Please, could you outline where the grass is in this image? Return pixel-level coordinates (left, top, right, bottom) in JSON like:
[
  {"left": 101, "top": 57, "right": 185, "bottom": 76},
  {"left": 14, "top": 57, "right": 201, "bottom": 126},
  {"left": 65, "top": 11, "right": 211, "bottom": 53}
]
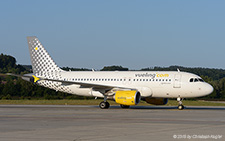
[{"left": 0, "top": 99, "right": 225, "bottom": 106}]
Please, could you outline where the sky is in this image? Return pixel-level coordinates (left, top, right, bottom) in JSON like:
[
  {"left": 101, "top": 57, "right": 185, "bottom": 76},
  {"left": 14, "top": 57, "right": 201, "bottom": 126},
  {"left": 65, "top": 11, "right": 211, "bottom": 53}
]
[{"left": 0, "top": 0, "right": 225, "bottom": 70}]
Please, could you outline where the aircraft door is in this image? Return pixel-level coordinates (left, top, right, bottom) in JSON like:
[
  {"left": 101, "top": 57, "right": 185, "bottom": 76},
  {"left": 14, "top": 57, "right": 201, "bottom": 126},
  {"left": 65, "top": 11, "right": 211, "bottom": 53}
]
[{"left": 174, "top": 74, "right": 181, "bottom": 88}]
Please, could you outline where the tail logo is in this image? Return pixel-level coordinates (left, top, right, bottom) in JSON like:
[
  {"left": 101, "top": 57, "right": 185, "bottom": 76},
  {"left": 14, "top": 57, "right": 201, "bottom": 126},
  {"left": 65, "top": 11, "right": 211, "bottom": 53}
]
[{"left": 32, "top": 75, "right": 40, "bottom": 83}]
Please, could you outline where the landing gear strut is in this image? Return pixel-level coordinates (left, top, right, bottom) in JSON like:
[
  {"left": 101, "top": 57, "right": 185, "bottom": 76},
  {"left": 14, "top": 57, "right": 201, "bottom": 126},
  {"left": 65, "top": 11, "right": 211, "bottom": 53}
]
[{"left": 177, "top": 97, "right": 184, "bottom": 110}]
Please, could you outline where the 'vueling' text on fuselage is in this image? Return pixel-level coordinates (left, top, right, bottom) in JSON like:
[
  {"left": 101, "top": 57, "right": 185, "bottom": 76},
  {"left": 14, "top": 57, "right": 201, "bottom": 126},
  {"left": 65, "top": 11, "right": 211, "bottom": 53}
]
[{"left": 135, "top": 73, "right": 169, "bottom": 79}]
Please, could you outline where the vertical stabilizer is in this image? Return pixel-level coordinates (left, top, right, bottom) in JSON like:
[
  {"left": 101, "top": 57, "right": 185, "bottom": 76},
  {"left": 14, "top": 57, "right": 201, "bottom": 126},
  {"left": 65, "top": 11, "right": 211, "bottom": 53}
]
[{"left": 27, "top": 36, "right": 63, "bottom": 77}]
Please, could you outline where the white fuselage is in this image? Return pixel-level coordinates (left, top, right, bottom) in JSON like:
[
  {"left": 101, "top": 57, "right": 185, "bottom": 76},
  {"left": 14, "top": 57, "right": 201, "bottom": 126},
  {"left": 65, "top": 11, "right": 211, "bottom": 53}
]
[{"left": 40, "top": 71, "right": 213, "bottom": 99}]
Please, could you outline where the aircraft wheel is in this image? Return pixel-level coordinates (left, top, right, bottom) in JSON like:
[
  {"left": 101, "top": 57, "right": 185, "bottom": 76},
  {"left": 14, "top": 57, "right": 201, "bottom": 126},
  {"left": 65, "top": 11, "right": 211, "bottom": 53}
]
[
  {"left": 178, "top": 104, "right": 184, "bottom": 110},
  {"left": 120, "top": 104, "right": 130, "bottom": 109},
  {"left": 99, "top": 101, "right": 110, "bottom": 109},
  {"left": 177, "top": 97, "right": 184, "bottom": 110}
]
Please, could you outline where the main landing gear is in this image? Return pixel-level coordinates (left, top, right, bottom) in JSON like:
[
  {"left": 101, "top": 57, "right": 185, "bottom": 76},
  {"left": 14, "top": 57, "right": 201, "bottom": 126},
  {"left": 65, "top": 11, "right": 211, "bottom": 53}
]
[
  {"left": 99, "top": 96, "right": 110, "bottom": 109},
  {"left": 99, "top": 101, "right": 110, "bottom": 109},
  {"left": 177, "top": 97, "right": 184, "bottom": 110},
  {"left": 99, "top": 102, "right": 131, "bottom": 109}
]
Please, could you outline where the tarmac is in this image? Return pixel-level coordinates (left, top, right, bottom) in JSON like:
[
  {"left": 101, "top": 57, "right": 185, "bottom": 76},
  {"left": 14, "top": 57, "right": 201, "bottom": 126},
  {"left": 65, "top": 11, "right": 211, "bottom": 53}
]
[{"left": 0, "top": 105, "right": 224, "bottom": 141}]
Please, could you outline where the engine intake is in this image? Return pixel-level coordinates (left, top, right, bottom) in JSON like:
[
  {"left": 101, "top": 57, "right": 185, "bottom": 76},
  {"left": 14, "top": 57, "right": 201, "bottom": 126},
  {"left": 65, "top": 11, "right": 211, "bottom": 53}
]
[{"left": 115, "top": 90, "right": 141, "bottom": 106}]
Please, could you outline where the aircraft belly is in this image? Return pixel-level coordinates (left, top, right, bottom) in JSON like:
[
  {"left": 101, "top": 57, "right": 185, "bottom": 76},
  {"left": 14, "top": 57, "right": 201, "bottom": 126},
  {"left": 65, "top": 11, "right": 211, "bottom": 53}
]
[
  {"left": 151, "top": 86, "right": 185, "bottom": 98},
  {"left": 151, "top": 87, "right": 172, "bottom": 98}
]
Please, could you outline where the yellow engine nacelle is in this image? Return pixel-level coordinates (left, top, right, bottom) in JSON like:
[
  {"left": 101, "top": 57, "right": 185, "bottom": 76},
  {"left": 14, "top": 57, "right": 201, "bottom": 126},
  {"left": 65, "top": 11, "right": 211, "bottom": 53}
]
[
  {"left": 145, "top": 97, "right": 168, "bottom": 105},
  {"left": 115, "top": 90, "right": 141, "bottom": 106}
]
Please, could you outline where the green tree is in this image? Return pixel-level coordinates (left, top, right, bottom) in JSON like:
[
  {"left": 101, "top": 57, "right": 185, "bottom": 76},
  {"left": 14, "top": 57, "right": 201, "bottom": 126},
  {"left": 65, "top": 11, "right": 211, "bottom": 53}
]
[{"left": 101, "top": 65, "right": 129, "bottom": 71}]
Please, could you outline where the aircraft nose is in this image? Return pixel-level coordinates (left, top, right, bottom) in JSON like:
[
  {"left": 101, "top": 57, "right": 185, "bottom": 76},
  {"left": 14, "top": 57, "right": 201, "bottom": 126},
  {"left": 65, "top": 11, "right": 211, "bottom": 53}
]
[{"left": 205, "top": 83, "right": 214, "bottom": 95}]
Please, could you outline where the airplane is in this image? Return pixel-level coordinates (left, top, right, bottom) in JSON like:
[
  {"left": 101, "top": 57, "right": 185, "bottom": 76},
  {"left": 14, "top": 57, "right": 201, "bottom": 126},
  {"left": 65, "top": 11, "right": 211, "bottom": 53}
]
[{"left": 8, "top": 36, "right": 214, "bottom": 110}]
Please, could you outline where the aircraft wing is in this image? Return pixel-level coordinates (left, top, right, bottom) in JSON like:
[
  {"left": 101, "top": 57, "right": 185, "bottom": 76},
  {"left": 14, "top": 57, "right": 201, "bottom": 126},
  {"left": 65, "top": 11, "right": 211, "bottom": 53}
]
[
  {"left": 7, "top": 73, "right": 133, "bottom": 91},
  {"left": 44, "top": 77, "right": 130, "bottom": 90}
]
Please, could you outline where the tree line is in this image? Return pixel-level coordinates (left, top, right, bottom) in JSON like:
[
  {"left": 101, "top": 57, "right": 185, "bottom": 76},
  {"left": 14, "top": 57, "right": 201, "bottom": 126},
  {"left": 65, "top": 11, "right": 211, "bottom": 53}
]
[{"left": 0, "top": 53, "right": 225, "bottom": 100}]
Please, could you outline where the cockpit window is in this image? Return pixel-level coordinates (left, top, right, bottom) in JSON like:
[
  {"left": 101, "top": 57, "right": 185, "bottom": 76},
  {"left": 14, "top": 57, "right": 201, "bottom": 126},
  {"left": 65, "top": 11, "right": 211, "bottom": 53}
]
[{"left": 189, "top": 78, "right": 204, "bottom": 83}]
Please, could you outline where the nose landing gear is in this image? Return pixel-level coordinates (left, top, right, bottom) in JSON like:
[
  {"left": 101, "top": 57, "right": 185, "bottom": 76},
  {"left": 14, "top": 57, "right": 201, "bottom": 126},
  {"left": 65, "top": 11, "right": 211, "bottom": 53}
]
[{"left": 177, "top": 97, "right": 184, "bottom": 110}]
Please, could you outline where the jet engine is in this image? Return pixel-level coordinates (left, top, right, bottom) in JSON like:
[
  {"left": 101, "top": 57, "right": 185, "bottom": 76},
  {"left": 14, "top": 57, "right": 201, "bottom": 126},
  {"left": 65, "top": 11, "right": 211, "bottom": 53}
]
[
  {"left": 145, "top": 97, "right": 168, "bottom": 105},
  {"left": 114, "top": 90, "right": 141, "bottom": 106}
]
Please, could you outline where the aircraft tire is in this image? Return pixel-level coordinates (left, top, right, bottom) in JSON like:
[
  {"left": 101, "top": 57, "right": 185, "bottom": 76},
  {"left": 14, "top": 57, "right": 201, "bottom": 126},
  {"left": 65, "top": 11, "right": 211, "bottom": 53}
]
[
  {"left": 99, "top": 101, "right": 110, "bottom": 109},
  {"left": 178, "top": 105, "right": 184, "bottom": 110}
]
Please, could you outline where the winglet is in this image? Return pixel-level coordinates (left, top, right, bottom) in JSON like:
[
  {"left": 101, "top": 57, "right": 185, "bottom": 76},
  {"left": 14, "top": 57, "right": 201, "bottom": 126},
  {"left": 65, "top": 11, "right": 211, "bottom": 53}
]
[{"left": 32, "top": 75, "right": 40, "bottom": 83}]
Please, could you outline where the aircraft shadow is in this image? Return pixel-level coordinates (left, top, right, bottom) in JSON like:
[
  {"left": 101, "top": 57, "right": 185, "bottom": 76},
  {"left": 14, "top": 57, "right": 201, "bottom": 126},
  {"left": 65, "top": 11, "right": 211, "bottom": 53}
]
[{"left": 106, "top": 105, "right": 225, "bottom": 110}]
